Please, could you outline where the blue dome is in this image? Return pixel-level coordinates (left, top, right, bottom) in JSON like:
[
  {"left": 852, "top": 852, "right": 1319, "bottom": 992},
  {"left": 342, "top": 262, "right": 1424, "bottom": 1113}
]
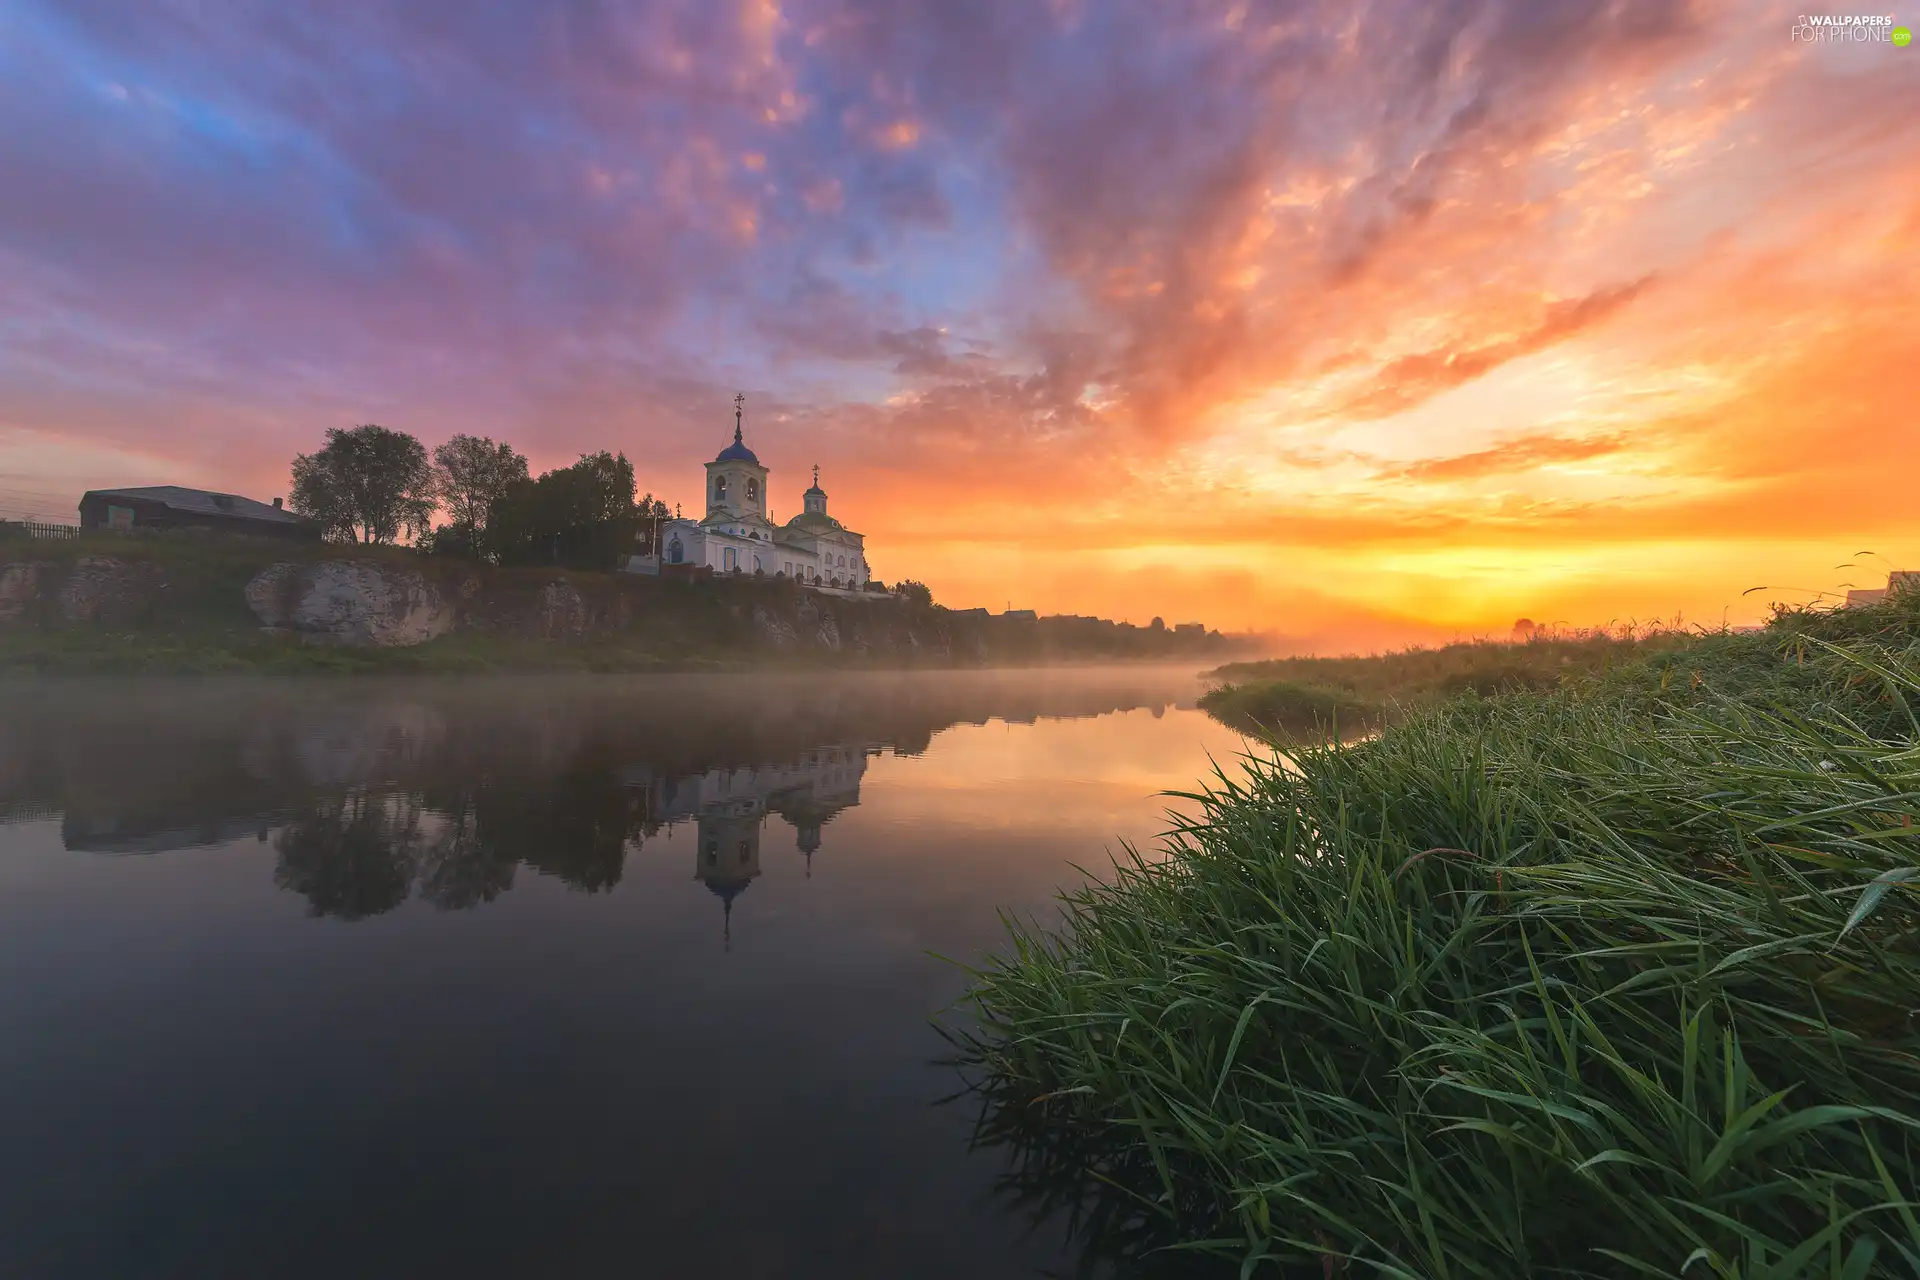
[
  {"left": 705, "top": 877, "right": 752, "bottom": 903},
  {"left": 715, "top": 439, "right": 759, "bottom": 464}
]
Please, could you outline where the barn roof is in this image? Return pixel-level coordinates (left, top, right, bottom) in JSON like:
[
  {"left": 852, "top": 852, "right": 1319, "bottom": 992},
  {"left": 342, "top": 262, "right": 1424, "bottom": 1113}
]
[{"left": 84, "top": 486, "right": 306, "bottom": 525}]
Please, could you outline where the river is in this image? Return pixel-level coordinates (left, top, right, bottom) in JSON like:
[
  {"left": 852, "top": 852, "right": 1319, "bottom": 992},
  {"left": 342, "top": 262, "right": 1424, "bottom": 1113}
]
[{"left": 0, "top": 668, "right": 1254, "bottom": 1279}]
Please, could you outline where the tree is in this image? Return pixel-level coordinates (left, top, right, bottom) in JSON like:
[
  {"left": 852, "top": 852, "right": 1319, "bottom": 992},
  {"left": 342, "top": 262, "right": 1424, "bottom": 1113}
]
[
  {"left": 492, "top": 451, "right": 650, "bottom": 571},
  {"left": 289, "top": 424, "right": 435, "bottom": 545},
  {"left": 413, "top": 792, "right": 517, "bottom": 910},
  {"left": 896, "top": 579, "right": 934, "bottom": 608},
  {"left": 468, "top": 761, "right": 641, "bottom": 894},
  {"left": 273, "top": 790, "right": 422, "bottom": 920},
  {"left": 430, "top": 434, "right": 528, "bottom": 560}
]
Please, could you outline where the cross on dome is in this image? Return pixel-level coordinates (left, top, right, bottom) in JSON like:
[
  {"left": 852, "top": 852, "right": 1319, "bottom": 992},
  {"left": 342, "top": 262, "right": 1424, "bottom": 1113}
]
[{"left": 715, "top": 392, "right": 759, "bottom": 464}]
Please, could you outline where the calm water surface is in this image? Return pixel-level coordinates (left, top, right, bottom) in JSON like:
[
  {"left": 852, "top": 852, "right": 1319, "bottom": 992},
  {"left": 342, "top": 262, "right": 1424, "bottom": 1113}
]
[{"left": 0, "top": 668, "right": 1253, "bottom": 1279}]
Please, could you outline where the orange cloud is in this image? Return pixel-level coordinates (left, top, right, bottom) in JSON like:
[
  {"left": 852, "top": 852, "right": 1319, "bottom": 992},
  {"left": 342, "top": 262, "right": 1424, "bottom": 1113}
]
[
  {"left": 1342, "top": 279, "right": 1656, "bottom": 420},
  {"left": 1381, "top": 431, "right": 1636, "bottom": 483},
  {"left": 5, "top": 0, "right": 1917, "bottom": 650}
]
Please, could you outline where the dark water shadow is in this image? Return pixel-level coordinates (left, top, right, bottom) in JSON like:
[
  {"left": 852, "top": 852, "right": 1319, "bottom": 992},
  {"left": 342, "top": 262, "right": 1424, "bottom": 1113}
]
[{"left": 934, "top": 1028, "right": 1329, "bottom": 1280}]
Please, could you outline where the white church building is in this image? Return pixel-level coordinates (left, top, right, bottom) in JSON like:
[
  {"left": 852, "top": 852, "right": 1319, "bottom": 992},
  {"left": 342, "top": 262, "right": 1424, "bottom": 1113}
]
[{"left": 648, "top": 395, "right": 872, "bottom": 588}]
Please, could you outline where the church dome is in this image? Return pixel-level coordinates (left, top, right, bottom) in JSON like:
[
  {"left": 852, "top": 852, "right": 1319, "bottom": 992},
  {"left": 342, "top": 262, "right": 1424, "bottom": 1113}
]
[
  {"left": 716, "top": 435, "right": 759, "bottom": 465},
  {"left": 706, "top": 876, "right": 752, "bottom": 903},
  {"left": 716, "top": 393, "right": 759, "bottom": 463}
]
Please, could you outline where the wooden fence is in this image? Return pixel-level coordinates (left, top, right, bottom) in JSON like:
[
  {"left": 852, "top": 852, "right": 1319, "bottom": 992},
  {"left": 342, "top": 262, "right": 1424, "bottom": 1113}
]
[{"left": 0, "top": 520, "right": 80, "bottom": 540}]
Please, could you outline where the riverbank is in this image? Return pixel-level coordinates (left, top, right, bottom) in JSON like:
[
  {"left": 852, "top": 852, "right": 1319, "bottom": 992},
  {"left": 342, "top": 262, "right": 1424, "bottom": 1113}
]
[
  {"left": 1197, "top": 628, "right": 1693, "bottom": 736},
  {"left": 955, "top": 591, "right": 1920, "bottom": 1276},
  {"left": 0, "top": 535, "right": 1249, "bottom": 673}
]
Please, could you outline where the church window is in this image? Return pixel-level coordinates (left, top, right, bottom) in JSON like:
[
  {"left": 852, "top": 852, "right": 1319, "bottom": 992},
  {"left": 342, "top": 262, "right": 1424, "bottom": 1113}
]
[
  {"left": 668, "top": 537, "right": 683, "bottom": 564},
  {"left": 714, "top": 477, "right": 727, "bottom": 500},
  {"left": 723, "top": 547, "right": 737, "bottom": 571},
  {"left": 747, "top": 479, "right": 758, "bottom": 501}
]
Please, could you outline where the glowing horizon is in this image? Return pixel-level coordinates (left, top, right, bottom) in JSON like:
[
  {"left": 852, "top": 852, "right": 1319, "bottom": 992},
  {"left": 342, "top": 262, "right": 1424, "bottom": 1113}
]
[{"left": 2, "top": 1, "right": 1914, "bottom": 651}]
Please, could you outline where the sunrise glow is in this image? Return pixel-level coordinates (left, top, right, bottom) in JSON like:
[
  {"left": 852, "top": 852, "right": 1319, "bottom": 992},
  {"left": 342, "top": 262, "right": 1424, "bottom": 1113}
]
[{"left": 1, "top": 1, "right": 1914, "bottom": 647}]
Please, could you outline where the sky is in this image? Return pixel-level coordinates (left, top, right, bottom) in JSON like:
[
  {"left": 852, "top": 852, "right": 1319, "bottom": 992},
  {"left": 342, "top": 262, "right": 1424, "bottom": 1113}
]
[{"left": 0, "top": 0, "right": 1914, "bottom": 649}]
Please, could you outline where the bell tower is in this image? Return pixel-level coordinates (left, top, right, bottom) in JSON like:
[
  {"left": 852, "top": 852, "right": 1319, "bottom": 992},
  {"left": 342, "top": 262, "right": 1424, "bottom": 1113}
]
[
  {"left": 696, "top": 807, "right": 762, "bottom": 951},
  {"left": 705, "top": 392, "right": 769, "bottom": 521}
]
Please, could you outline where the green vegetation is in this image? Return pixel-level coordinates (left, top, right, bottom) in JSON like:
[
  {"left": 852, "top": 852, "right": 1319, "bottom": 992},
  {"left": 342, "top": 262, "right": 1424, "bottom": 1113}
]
[
  {"left": 1199, "top": 630, "right": 1695, "bottom": 737},
  {"left": 953, "top": 593, "right": 1920, "bottom": 1277},
  {"left": 0, "top": 626, "right": 711, "bottom": 676},
  {"left": 0, "top": 534, "right": 740, "bottom": 673},
  {"left": 486, "top": 448, "right": 670, "bottom": 571},
  {"left": 286, "top": 423, "right": 669, "bottom": 570},
  {"left": 424, "top": 432, "right": 530, "bottom": 561},
  {"left": 0, "top": 533, "right": 1241, "bottom": 674},
  {"left": 290, "top": 423, "right": 437, "bottom": 544}
]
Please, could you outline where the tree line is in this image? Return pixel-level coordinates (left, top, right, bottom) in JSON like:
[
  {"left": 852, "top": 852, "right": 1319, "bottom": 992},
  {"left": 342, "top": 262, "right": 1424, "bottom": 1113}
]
[{"left": 288, "top": 424, "right": 669, "bottom": 571}]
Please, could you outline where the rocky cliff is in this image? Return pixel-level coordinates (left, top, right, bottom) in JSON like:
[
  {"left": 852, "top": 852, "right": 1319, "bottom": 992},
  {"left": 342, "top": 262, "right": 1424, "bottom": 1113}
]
[
  {"left": 0, "top": 551, "right": 957, "bottom": 661},
  {"left": 0, "top": 543, "right": 1244, "bottom": 670}
]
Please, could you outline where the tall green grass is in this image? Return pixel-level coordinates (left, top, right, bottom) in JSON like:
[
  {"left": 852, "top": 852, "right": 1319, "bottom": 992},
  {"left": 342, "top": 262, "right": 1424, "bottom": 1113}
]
[
  {"left": 953, "top": 597, "right": 1920, "bottom": 1277},
  {"left": 1199, "top": 629, "right": 1694, "bottom": 739}
]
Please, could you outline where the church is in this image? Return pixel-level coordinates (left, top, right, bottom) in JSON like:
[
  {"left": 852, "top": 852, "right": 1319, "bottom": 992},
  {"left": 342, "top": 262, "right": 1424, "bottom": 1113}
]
[{"left": 651, "top": 395, "right": 872, "bottom": 589}]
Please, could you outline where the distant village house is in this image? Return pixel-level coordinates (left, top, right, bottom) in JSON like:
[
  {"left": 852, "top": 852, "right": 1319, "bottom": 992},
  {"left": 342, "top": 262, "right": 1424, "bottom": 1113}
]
[{"left": 78, "top": 486, "right": 318, "bottom": 541}]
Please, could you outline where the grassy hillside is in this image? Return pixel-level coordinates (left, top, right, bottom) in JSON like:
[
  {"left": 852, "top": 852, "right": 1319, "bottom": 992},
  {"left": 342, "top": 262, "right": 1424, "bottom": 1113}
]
[
  {"left": 954, "top": 592, "right": 1920, "bottom": 1277},
  {"left": 0, "top": 534, "right": 1241, "bottom": 672}
]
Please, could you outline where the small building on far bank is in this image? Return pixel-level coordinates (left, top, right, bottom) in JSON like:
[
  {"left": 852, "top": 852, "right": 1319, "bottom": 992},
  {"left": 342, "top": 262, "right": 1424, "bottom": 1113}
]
[
  {"left": 79, "top": 486, "right": 318, "bottom": 541},
  {"left": 1845, "top": 570, "right": 1916, "bottom": 608}
]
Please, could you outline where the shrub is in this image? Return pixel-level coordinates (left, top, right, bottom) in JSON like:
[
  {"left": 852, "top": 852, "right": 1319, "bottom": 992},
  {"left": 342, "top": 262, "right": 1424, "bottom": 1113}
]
[{"left": 1197, "top": 680, "right": 1380, "bottom": 737}]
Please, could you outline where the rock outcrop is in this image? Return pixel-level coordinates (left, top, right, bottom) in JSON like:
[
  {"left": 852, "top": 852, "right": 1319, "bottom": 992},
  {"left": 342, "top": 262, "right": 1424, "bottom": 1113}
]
[
  {"left": 57, "top": 557, "right": 168, "bottom": 625},
  {"left": 788, "top": 595, "right": 840, "bottom": 652},
  {"left": 814, "top": 613, "right": 843, "bottom": 652},
  {"left": 538, "top": 580, "right": 590, "bottom": 640},
  {"left": 751, "top": 605, "right": 801, "bottom": 650},
  {"left": 0, "top": 562, "right": 47, "bottom": 624},
  {"left": 245, "top": 561, "right": 456, "bottom": 647},
  {"left": 3, "top": 549, "right": 964, "bottom": 659}
]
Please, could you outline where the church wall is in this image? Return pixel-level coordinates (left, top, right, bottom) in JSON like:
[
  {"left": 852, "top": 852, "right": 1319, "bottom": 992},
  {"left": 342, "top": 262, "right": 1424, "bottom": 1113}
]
[{"left": 662, "top": 520, "right": 781, "bottom": 576}]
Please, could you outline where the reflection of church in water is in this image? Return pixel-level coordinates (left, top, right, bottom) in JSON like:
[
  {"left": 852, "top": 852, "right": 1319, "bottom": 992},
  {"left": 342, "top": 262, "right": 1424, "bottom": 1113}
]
[{"left": 626, "top": 743, "right": 874, "bottom": 948}]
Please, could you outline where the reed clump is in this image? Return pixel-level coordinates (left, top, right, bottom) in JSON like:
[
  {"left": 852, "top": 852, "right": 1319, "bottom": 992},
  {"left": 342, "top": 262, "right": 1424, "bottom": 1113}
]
[{"left": 955, "top": 593, "right": 1920, "bottom": 1278}]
